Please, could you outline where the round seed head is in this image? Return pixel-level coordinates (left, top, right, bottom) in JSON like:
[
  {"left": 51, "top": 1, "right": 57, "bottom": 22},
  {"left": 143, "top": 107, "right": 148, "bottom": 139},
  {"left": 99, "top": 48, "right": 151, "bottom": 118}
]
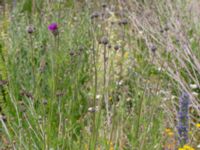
[
  {"left": 151, "top": 45, "right": 157, "bottom": 53},
  {"left": 42, "top": 99, "right": 48, "bottom": 105},
  {"left": 79, "top": 46, "right": 84, "bottom": 52},
  {"left": 114, "top": 45, "right": 120, "bottom": 51},
  {"left": 160, "top": 29, "right": 164, "bottom": 33},
  {"left": 164, "top": 25, "right": 169, "bottom": 31},
  {"left": 91, "top": 11, "right": 99, "bottom": 19},
  {"left": 69, "top": 50, "right": 75, "bottom": 56},
  {"left": 27, "top": 25, "right": 35, "bottom": 34},
  {"left": 108, "top": 44, "right": 112, "bottom": 49},
  {"left": 119, "top": 18, "right": 128, "bottom": 26},
  {"left": 102, "top": 3, "right": 107, "bottom": 8},
  {"left": 100, "top": 36, "right": 109, "bottom": 45}
]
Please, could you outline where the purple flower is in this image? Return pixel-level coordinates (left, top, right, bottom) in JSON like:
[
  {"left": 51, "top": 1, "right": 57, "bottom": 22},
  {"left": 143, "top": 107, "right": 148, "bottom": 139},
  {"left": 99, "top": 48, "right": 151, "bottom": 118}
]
[
  {"left": 177, "top": 91, "right": 190, "bottom": 146},
  {"left": 48, "top": 23, "right": 58, "bottom": 31},
  {"left": 48, "top": 23, "right": 58, "bottom": 36}
]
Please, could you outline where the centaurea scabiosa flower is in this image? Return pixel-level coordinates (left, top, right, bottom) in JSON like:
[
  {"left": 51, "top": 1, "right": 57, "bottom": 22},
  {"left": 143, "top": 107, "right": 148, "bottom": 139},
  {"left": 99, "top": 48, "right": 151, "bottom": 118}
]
[
  {"left": 177, "top": 91, "right": 190, "bottom": 146},
  {"left": 48, "top": 22, "right": 58, "bottom": 36}
]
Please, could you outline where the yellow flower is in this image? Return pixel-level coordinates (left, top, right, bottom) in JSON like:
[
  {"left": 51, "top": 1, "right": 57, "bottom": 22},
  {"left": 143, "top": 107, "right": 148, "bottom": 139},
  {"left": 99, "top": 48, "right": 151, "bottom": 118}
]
[
  {"left": 196, "top": 123, "right": 200, "bottom": 128},
  {"left": 168, "top": 131, "right": 174, "bottom": 136},
  {"left": 178, "top": 144, "right": 195, "bottom": 150},
  {"left": 183, "top": 145, "right": 195, "bottom": 150},
  {"left": 165, "top": 128, "right": 174, "bottom": 136},
  {"left": 109, "top": 96, "right": 112, "bottom": 101},
  {"left": 124, "top": 52, "right": 129, "bottom": 59},
  {"left": 165, "top": 128, "right": 171, "bottom": 133},
  {"left": 109, "top": 142, "right": 114, "bottom": 150},
  {"left": 84, "top": 144, "right": 88, "bottom": 150}
]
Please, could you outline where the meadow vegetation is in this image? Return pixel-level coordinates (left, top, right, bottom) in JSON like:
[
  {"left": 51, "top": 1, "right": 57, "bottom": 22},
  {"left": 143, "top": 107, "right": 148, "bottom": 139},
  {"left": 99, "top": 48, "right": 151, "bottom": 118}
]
[{"left": 0, "top": 0, "right": 199, "bottom": 149}]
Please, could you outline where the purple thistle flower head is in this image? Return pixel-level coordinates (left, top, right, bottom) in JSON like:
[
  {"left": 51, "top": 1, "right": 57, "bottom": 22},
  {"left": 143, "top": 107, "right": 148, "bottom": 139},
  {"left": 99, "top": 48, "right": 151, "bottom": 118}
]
[
  {"left": 48, "top": 22, "right": 59, "bottom": 36},
  {"left": 48, "top": 23, "right": 58, "bottom": 31}
]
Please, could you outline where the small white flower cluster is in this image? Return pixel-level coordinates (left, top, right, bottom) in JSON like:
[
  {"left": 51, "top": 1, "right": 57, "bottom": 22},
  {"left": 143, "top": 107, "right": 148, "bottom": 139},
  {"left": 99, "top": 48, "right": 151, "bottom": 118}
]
[{"left": 88, "top": 106, "right": 99, "bottom": 113}]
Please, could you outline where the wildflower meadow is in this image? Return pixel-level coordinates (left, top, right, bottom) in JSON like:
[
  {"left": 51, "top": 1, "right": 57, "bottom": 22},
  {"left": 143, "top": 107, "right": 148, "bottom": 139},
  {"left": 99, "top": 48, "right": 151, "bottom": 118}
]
[{"left": 0, "top": 0, "right": 200, "bottom": 150}]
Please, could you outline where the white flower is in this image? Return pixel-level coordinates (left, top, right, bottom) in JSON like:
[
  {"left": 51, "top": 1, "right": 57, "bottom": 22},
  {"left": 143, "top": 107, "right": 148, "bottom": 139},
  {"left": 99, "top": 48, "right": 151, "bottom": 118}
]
[
  {"left": 171, "top": 95, "right": 176, "bottom": 100},
  {"left": 190, "top": 84, "right": 198, "bottom": 89},
  {"left": 88, "top": 107, "right": 95, "bottom": 112},
  {"left": 88, "top": 106, "right": 99, "bottom": 113},
  {"left": 96, "top": 95, "right": 101, "bottom": 100},
  {"left": 116, "top": 80, "right": 123, "bottom": 86},
  {"left": 126, "top": 97, "right": 131, "bottom": 102},
  {"left": 157, "top": 67, "right": 162, "bottom": 71},
  {"left": 197, "top": 144, "right": 200, "bottom": 148},
  {"left": 192, "top": 92, "right": 198, "bottom": 96}
]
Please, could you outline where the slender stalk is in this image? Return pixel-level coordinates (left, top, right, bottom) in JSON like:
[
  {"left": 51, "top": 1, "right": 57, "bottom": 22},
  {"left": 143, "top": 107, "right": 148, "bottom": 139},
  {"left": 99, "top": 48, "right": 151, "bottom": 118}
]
[
  {"left": 119, "top": 26, "right": 126, "bottom": 80},
  {"left": 89, "top": 21, "right": 98, "bottom": 149},
  {"left": 91, "top": 44, "right": 98, "bottom": 147},
  {"left": 103, "top": 45, "right": 110, "bottom": 127},
  {"left": 29, "top": 34, "right": 35, "bottom": 90},
  {"left": 48, "top": 35, "right": 58, "bottom": 148},
  {"left": 32, "top": 0, "right": 35, "bottom": 15},
  {"left": 58, "top": 97, "right": 62, "bottom": 139}
]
